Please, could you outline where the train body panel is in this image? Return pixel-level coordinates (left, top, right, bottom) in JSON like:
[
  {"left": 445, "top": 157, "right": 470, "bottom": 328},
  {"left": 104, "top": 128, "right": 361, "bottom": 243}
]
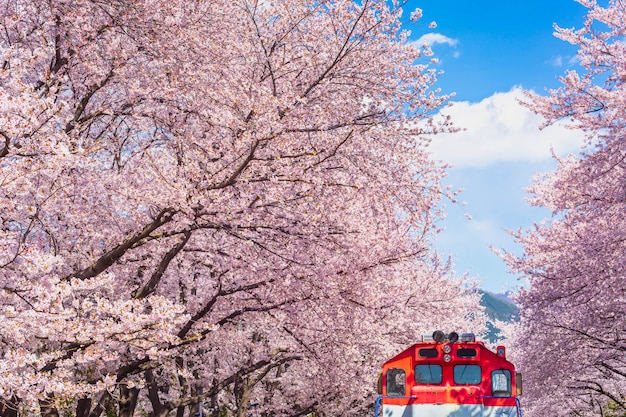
[
  {"left": 378, "top": 332, "right": 521, "bottom": 417},
  {"left": 383, "top": 404, "right": 518, "bottom": 417}
]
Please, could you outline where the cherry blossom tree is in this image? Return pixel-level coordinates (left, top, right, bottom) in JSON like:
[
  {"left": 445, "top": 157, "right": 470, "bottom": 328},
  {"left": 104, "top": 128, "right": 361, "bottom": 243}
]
[
  {"left": 0, "top": 0, "right": 480, "bottom": 416},
  {"left": 506, "top": 1, "right": 626, "bottom": 416}
]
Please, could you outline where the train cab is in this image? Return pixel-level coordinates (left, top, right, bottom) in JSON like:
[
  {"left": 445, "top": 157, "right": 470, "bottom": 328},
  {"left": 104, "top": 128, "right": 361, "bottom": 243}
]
[{"left": 377, "top": 331, "right": 522, "bottom": 417}]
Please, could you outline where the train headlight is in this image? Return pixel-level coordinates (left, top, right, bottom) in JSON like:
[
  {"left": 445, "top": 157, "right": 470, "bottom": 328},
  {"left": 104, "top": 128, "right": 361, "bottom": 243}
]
[
  {"left": 443, "top": 354, "right": 452, "bottom": 363},
  {"left": 448, "top": 332, "right": 459, "bottom": 343},
  {"left": 443, "top": 344, "right": 452, "bottom": 354}
]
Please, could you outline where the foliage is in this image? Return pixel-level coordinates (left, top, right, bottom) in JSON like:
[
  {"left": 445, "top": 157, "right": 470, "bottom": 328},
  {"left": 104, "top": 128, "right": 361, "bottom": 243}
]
[
  {"left": 506, "top": 0, "right": 626, "bottom": 416},
  {"left": 0, "top": 0, "right": 481, "bottom": 416}
]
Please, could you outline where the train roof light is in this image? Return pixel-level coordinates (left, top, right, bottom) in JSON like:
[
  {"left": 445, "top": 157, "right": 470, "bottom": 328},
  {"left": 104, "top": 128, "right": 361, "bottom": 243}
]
[
  {"left": 433, "top": 330, "right": 446, "bottom": 343},
  {"left": 460, "top": 333, "right": 476, "bottom": 342},
  {"left": 423, "top": 330, "right": 471, "bottom": 343}
]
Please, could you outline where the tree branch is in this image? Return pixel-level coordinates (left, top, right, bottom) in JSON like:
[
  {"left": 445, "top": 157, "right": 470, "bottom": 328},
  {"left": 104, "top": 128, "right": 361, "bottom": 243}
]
[
  {"left": 65, "top": 208, "right": 177, "bottom": 281},
  {"left": 65, "top": 69, "right": 115, "bottom": 133},
  {"left": 159, "top": 354, "right": 302, "bottom": 416},
  {"left": 0, "top": 130, "right": 9, "bottom": 158},
  {"left": 134, "top": 230, "right": 192, "bottom": 299},
  {"left": 210, "top": 139, "right": 260, "bottom": 190}
]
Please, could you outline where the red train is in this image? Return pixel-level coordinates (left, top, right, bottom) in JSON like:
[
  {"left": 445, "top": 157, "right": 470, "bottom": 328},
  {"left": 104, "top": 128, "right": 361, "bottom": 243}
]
[{"left": 376, "top": 331, "right": 522, "bottom": 417}]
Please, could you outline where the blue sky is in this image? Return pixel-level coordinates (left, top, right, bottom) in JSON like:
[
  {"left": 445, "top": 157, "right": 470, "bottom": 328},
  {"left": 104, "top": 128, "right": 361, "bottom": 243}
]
[{"left": 402, "top": 0, "right": 591, "bottom": 292}]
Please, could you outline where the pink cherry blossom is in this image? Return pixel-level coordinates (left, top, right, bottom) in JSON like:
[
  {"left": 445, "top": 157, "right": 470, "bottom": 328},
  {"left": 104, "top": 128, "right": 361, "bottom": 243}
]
[
  {"left": 0, "top": 0, "right": 481, "bottom": 416},
  {"left": 411, "top": 8, "right": 424, "bottom": 22},
  {"left": 507, "top": 1, "right": 626, "bottom": 416}
]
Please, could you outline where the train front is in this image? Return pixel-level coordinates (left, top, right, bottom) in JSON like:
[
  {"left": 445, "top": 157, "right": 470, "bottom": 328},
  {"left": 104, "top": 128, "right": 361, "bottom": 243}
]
[{"left": 377, "top": 331, "right": 522, "bottom": 417}]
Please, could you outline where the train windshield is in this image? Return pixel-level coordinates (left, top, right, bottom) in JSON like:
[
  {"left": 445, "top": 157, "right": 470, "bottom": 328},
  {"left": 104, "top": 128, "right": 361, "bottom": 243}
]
[
  {"left": 492, "top": 370, "right": 512, "bottom": 397},
  {"left": 386, "top": 368, "right": 406, "bottom": 395},
  {"left": 453, "top": 364, "right": 481, "bottom": 384},
  {"left": 414, "top": 364, "right": 442, "bottom": 384}
]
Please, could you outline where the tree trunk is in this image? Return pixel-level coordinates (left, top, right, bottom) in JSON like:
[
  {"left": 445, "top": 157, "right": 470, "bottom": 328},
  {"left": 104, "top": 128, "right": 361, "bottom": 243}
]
[
  {"left": 210, "top": 389, "right": 220, "bottom": 417},
  {"left": 0, "top": 397, "right": 18, "bottom": 417},
  {"left": 234, "top": 374, "right": 252, "bottom": 417},
  {"left": 145, "top": 369, "right": 165, "bottom": 416},
  {"left": 88, "top": 391, "right": 114, "bottom": 417},
  {"left": 155, "top": 409, "right": 172, "bottom": 417},
  {"left": 39, "top": 398, "right": 59, "bottom": 417},
  {"left": 75, "top": 398, "right": 92, "bottom": 417},
  {"left": 119, "top": 386, "right": 140, "bottom": 417},
  {"left": 187, "top": 386, "right": 202, "bottom": 417},
  {"left": 210, "top": 360, "right": 221, "bottom": 417}
]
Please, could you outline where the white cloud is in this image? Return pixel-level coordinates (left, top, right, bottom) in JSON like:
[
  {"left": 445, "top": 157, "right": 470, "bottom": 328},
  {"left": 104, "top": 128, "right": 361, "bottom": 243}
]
[
  {"left": 413, "top": 33, "right": 459, "bottom": 47},
  {"left": 548, "top": 56, "right": 563, "bottom": 67},
  {"left": 427, "top": 87, "right": 586, "bottom": 168},
  {"left": 546, "top": 55, "right": 578, "bottom": 67}
]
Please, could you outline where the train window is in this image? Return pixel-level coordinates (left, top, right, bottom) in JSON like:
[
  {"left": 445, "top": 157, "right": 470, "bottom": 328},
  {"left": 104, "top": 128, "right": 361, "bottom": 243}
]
[
  {"left": 456, "top": 348, "right": 477, "bottom": 358},
  {"left": 386, "top": 368, "right": 406, "bottom": 396},
  {"left": 492, "top": 370, "right": 512, "bottom": 397},
  {"left": 415, "top": 364, "right": 442, "bottom": 384},
  {"left": 418, "top": 348, "right": 439, "bottom": 358},
  {"left": 453, "top": 364, "right": 481, "bottom": 384}
]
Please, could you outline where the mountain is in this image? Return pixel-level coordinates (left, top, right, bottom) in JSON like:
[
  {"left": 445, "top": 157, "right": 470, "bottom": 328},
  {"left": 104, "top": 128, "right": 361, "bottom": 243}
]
[
  {"left": 491, "top": 290, "right": 516, "bottom": 304},
  {"left": 479, "top": 290, "right": 519, "bottom": 343},
  {"left": 480, "top": 290, "right": 518, "bottom": 322}
]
